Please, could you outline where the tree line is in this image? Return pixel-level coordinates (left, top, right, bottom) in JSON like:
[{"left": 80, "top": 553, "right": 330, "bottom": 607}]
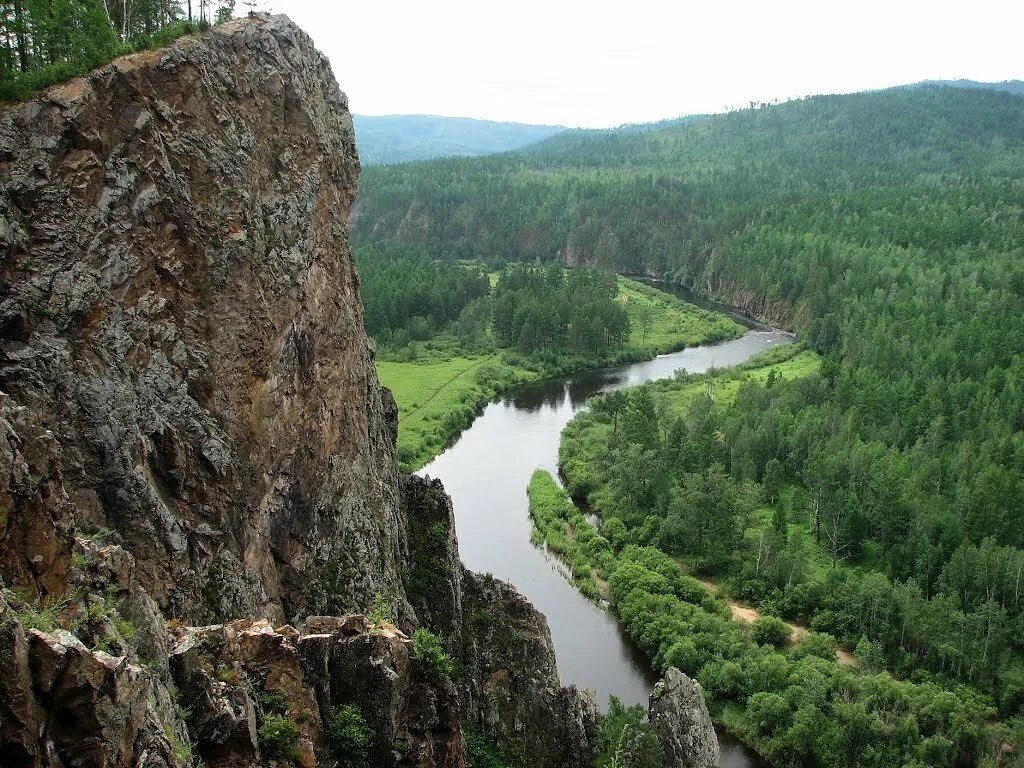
[
  {"left": 491, "top": 263, "right": 629, "bottom": 353},
  {"left": 0, "top": 0, "right": 237, "bottom": 100},
  {"left": 356, "top": 249, "right": 632, "bottom": 361},
  {"left": 355, "top": 243, "right": 490, "bottom": 348}
]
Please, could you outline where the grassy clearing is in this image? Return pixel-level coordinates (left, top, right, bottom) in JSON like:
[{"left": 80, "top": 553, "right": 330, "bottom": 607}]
[
  {"left": 378, "top": 277, "right": 746, "bottom": 471},
  {"left": 377, "top": 351, "right": 536, "bottom": 470},
  {"left": 617, "top": 278, "right": 742, "bottom": 352},
  {"left": 655, "top": 347, "right": 820, "bottom": 417}
]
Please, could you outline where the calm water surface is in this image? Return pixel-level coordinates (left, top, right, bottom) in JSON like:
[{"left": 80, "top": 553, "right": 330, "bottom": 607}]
[{"left": 422, "top": 309, "right": 791, "bottom": 767}]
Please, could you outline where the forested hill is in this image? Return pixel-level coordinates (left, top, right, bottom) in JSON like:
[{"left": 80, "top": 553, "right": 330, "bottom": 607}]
[
  {"left": 355, "top": 88, "right": 1024, "bottom": 748},
  {"left": 353, "top": 87, "right": 1024, "bottom": 278},
  {"left": 353, "top": 114, "right": 565, "bottom": 164}
]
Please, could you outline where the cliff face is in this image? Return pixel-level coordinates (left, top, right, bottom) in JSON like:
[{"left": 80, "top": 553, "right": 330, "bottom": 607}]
[
  {"left": 0, "top": 16, "right": 595, "bottom": 768},
  {"left": 0, "top": 15, "right": 402, "bottom": 624}
]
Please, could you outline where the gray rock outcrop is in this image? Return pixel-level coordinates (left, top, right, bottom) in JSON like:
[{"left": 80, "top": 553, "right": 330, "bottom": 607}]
[
  {"left": 648, "top": 667, "right": 719, "bottom": 768},
  {"left": 0, "top": 13, "right": 400, "bottom": 626}
]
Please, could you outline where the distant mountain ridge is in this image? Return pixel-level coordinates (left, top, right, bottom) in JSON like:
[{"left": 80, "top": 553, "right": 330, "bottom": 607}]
[
  {"left": 906, "top": 79, "right": 1024, "bottom": 96},
  {"left": 353, "top": 114, "right": 565, "bottom": 165}
]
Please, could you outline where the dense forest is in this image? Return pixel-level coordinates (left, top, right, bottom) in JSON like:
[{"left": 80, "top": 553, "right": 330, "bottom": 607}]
[
  {"left": 356, "top": 85, "right": 1024, "bottom": 765},
  {"left": 490, "top": 264, "right": 629, "bottom": 353},
  {"left": 0, "top": 0, "right": 236, "bottom": 100},
  {"left": 356, "top": 248, "right": 634, "bottom": 358},
  {"left": 355, "top": 243, "right": 491, "bottom": 347},
  {"left": 556, "top": 347, "right": 1021, "bottom": 767}
]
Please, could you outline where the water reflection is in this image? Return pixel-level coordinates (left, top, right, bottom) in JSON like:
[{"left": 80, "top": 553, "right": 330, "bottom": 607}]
[{"left": 421, "top": 329, "right": 790, "bottom": 768}]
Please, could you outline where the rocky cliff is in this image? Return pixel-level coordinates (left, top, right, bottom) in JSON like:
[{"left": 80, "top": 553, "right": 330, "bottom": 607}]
[
  {"left": 0, "top": 16, "right": 594, "bottom": 768},
  {"left": 648, "top": 669, "right": 718, "bottom": 768}
]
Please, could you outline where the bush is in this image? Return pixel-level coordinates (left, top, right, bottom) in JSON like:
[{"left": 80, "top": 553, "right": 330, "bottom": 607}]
[
  {"left": 465, "top": 728, "right": 512, "bottom": 768},
  {"left": 791, "top": 631, "right": 838, "bottom": 660},
  {"left": 750, "top": 615, "right": 791, "bottom": 647},
  {"left": 257, "top": 714, "right": 300, "bottom": 760},
  {"left": 368, "top": 590, "right": 397, "bottom": 625},
  {"left": 325, "top": 705, "right": 373, "bottom": 767},
  {"left": 854, "top": 635, "right": 886, "bottom": 672},
  {"left": 411, "top": 627, "right": 455, "bottom": 679},
  {"left": 595, "top": 696, "right": 662, "bottom": 768}
]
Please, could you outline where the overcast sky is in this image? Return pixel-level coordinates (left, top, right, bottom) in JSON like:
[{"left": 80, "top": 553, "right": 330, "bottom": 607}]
[{"left": 267, "top": 0, "right": 1024, "bottom": 129}]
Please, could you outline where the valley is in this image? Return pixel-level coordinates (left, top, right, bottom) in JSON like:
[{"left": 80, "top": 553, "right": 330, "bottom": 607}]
[{"left": 1, "top": 4, "right": 1022, "bottom": 768}]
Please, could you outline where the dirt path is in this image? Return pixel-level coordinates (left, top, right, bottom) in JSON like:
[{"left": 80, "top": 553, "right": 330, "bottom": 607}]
[{"left": 692, "top": 573, "right": 856, "bottom": 667}]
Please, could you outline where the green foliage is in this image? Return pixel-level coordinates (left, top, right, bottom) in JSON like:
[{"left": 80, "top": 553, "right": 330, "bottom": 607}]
[
  {"left": 112, "top": 616, "right": 137, "bottom": 641},
  {"left": 7, "top": 589, "right": 70, "bottom": 632},
  {"left": 374, "top": 273, "right": 737, "bottom": 471},
  {"left": 355, "top": 80, "right": 1024, "bottom": 767},
  {"left": 325, "top": 705, "right": 373, "bottom": 768},
  {"left": 464, "top": 728, "right": 513, "bottom": 768},
  {"left": 410, "top": 628, "right": 455, "bottom": 680},
  {"left": 750, "top": 615, "right": 791, "bottom": 647},
  {"left": 368, "top": 590, "right": 396, "bottom": 625},
  {"left": 356, "top": 243, "right": 490, "bottom": 348},
  {"left": 595, "top": 697, "right": 662, "bottom": 768},
  {"left": 527, "top": 469, "right": 612, "bottom": 599},
  {"left": 164, "top": 725, "right": 193, "bottom": 762},
  {"left": 491, "top": 263, "right": 629, "bottom": 353},
  {"left": 375, "top": 350, "right": 537, "bottom": 471},
  {"left": 0, "top": 2, "right": 235, "bottom": 102},
  {"left": 853, "top": 635, "right": 886, "bottom": 673},
  {"left": 259, "top": 691, "right": 287, "bottom": 714},
  {"left": 791, "top": 631, "right": 838, "bottom": 661},
  {"left": 556, "top": 353, "right": 1018, "bottom": 765},
  {"left": 257, "top": 714, "right": 301, "bottom": 760}
]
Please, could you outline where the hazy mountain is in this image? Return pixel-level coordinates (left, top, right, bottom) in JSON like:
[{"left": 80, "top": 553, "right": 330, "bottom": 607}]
[
  {"left": 353, "top": 114, "right": 565, "bottom": 165},
  {"left": 907, "top": 79, "right": 1024, "bottom": 96}
]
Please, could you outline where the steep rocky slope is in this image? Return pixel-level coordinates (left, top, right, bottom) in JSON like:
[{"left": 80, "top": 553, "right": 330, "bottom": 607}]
[{"left": 0, "top": 16, "right": 598, "bottom": 768}]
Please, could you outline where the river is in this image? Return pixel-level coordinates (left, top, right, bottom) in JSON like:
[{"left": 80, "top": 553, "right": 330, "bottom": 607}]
[{"left": 420, "top": 289, "right": 791, "bottom": 767}]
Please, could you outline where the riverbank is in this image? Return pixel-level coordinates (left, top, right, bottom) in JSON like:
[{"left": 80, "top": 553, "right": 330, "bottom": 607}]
[
  {"left": 548, "top": 345, "right": 1001, "bottom": 767},
  {"left": 422, "top": 329, "right": 797, "bottom": 768},
  {"left": 378, "top": 276, "right": 743, "bottom": 470}
]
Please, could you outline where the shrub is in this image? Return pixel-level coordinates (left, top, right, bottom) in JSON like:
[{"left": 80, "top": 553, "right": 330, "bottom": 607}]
[
  {"left": 465, "top": 728, "right": 512, "bottom": 768},
  {"left": 854, "top": 635, "right": 886, "bottom": 672},
  {"left": 113, "top": 617, "right": 137, "bottom": 641},
  {"left": 325, "top": 705, "right": 372, "bottom": 767},
  {"left": 8, "top": 590, "right": 70, "bottom": 632},
  {"left": 368, "top": 590, "right": 396, "bottom": 625},
  {"left": 257, "top": 714, "right": 300, "bottom": 760},
  {"left": 411, "top": 628, "right": 455, "bottom": 679},
  {"left": 750, "top": 615, "right": 791, "bottom": 647},
  {"left": 791, "top": 631, "right": 838, "bottom": 660},
  {"left": 260, "top": 691, "right": 287, "bottom": 714}
]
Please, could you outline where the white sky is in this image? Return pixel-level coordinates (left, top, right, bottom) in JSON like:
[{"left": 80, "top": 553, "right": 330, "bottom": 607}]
[{"left": 267, "top": 0, "right": 1024, "bottom": 129}]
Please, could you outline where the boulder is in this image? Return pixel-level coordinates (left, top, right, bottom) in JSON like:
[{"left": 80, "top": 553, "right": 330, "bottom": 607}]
[{"left": 648, "top": 667, "right": 719, "bottom": 768}]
